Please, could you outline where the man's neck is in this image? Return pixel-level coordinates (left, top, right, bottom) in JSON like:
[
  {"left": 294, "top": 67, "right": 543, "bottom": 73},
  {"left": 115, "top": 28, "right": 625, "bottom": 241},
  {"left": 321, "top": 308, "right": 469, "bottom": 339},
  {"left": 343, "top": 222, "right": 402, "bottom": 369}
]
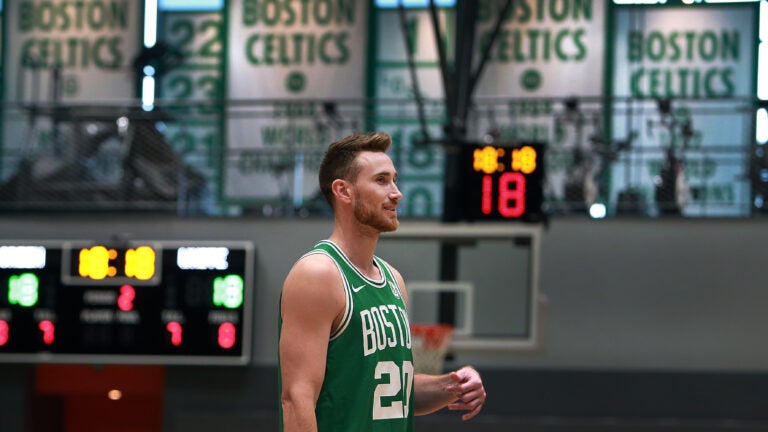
[{"left": 328, "top": 224, "right": 381, "bottom": 278}]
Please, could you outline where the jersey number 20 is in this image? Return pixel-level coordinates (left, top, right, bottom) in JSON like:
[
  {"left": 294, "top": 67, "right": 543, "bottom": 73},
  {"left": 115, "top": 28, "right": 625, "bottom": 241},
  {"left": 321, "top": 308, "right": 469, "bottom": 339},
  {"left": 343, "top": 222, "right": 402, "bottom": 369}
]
[{"left": 373, "top": 360, "right": 414, "bottom": 420}]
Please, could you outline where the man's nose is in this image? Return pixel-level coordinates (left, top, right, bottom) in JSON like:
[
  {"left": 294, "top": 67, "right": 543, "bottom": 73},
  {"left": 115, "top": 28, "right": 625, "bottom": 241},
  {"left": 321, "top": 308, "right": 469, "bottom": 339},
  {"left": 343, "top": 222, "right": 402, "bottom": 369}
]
[{"left": 390, "top": 184, "right": 403, "bottom": 201}]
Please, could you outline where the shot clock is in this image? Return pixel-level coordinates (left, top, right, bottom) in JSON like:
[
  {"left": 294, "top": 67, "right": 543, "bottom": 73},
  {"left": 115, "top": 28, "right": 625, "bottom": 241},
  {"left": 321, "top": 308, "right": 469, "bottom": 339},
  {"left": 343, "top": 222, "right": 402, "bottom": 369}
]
[
  {"left": 459, "top": 142, "right": 546, "bottom": 222},
  {"left": 0, "top": 240, "right": 254, "bottom": 365}
]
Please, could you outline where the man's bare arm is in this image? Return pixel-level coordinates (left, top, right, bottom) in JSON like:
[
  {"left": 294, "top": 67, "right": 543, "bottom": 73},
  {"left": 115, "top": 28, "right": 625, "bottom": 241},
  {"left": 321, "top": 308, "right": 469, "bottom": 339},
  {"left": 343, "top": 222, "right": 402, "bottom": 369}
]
[
  {"left": 280, "top": 255, "right": 345, "bottom": 432},
  {"left": 413, "top": 367, "right": 486, "bottom": 420},
  {"left": 389, "top": 267, "right": 487, "bottom": 420}
]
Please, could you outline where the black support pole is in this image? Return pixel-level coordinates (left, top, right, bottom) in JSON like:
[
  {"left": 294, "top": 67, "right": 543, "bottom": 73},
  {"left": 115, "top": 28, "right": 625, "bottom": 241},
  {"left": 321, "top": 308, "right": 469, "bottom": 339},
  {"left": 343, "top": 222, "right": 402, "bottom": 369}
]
[{"left": 420, "top": 0, "right": 509, "bottom": 326}]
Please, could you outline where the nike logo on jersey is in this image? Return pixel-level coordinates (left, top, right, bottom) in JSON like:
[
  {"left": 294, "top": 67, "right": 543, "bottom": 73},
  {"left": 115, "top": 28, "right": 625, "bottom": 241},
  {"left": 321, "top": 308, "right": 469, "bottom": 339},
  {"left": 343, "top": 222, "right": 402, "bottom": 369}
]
[{"left": 352, "top": 284, "right": 365, "bottom": 292}]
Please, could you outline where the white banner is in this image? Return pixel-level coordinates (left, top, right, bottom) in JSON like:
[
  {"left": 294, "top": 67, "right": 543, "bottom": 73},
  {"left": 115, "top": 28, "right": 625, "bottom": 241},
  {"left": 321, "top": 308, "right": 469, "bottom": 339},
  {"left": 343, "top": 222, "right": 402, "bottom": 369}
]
[
  {"left": 225, "top": 0, "right": 369, "bottom": 204},
  {"left": 1, "top": 0, "right": 143, "bottom": 185},
  {"left": 4, "top": 0, "right": 142, "bottom": 104},
  {"left": 474, "top": 0, "right": 606, "bottom": 98},
  {"left": 611, "top": 5, "right": 756, "bottom": 217}
]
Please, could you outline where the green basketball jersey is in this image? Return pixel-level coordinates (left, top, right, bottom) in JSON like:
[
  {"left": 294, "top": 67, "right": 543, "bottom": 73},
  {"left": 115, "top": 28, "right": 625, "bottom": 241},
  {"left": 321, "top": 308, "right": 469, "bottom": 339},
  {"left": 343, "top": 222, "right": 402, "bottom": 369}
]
[{"left": 279, "top": 240, "right": 414, "bottom": 432}]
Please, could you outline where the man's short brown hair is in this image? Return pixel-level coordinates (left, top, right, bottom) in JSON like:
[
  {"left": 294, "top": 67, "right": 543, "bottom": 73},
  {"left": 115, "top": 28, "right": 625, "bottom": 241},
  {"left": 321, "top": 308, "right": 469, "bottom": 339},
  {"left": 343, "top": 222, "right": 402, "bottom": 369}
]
[{"left": 318, "top": 132, "right": 392, "bottom": 207}]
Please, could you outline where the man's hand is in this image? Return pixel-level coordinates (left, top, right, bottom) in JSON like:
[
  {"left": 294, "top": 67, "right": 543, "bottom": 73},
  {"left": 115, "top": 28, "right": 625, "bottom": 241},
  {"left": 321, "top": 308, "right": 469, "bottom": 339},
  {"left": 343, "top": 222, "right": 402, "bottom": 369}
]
[{"left": 444, "top": 366, "right": 487, "bottom": 421}]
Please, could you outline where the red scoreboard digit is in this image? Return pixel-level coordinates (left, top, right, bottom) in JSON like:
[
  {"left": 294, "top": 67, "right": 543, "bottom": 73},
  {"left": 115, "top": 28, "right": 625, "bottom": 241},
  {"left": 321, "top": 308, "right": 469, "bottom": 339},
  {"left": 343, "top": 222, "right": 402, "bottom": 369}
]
[{"left": 460, "top": 143, "right": 545, "bottom": 222}]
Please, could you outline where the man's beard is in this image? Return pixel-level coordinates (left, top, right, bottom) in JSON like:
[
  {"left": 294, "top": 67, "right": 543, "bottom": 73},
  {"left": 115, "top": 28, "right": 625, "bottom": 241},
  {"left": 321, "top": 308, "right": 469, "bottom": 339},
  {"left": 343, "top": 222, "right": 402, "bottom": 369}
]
[{"left": 354, "top": 200, "right": 399, "bottom": 232}]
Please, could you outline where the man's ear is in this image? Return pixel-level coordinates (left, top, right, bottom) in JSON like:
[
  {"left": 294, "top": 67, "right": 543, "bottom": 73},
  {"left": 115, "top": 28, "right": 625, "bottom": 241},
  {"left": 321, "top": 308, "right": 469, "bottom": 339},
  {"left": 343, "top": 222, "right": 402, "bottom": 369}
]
[{"left": 331, "top": 179, "right": 352, "bottom": 204}]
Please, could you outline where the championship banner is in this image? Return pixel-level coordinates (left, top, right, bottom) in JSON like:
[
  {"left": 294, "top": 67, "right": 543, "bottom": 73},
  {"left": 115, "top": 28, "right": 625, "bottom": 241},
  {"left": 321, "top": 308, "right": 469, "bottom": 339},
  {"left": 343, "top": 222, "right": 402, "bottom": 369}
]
[
  {"left": 4, "top": 0, "right": 142, "bottom": 103},
  {"left": 611, "top": 4, "right": 757, "bottom": 216},
  {"left": 1, "top": 0, "right": 143, "bottom": 189},
  {"left": 474, "top": 0, "right": 605, "bottom": 98},
  {"left": 224, "top": 0, "right": 369, "bottom": 208}
]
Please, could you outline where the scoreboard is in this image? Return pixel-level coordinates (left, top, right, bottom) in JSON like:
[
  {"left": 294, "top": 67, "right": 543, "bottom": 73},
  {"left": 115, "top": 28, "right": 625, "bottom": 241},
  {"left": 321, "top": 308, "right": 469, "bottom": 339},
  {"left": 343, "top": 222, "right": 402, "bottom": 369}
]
[
  {"left": 0, "top": 240, "right": 254, "bottom": 365},
  {"left": 458, "top": 142, "right": 546, "bottom": 222}
]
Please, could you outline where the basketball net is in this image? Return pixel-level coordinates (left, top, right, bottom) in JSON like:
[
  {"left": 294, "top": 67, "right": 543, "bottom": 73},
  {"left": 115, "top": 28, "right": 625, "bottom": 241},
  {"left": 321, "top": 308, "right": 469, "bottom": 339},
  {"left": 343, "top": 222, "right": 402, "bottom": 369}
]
[{"left": 410, "top": 324, "right": 453, "bottom": 375}]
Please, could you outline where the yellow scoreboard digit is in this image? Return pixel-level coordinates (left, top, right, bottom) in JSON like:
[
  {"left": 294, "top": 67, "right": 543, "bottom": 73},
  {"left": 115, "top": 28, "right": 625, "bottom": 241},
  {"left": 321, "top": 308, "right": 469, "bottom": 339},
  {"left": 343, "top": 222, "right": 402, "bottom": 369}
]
[
  {"left": 78, "top": 246, "right": 117, "bottom": 280},
  {"left": 72, "top": 244, "right": 159, "bottom": 284},
  {"left": 461, "top": 142, "right": 546, "bottom": 222},
  {"left": 125, "top": 246, "right": 156, "bottom": 281}
]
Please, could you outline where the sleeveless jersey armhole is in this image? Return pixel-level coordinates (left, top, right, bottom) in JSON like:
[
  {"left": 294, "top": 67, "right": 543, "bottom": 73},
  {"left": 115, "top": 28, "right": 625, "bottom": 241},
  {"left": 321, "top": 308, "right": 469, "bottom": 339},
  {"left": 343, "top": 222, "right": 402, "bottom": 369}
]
[
  {"left": 300, "top": 250, "right": 354, "bottom": 341},
  {"left": 374, "top": 257, "right": 404, "bottom": 299}
]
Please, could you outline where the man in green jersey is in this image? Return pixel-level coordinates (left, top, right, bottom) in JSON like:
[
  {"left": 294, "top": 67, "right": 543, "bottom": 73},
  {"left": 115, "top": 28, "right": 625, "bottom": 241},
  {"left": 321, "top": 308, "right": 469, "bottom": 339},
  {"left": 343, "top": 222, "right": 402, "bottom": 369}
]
[{"left": 280, "top": 132, "right": 486, "bottom": 432}]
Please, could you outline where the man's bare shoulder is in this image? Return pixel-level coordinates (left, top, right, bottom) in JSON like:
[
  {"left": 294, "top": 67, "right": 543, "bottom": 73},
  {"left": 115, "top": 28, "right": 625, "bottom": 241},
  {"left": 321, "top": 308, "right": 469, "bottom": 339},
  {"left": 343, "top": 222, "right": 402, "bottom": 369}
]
[
  {"left": 282, "top": 251, "right": 344, "bottom": 321},
  {"left": 286, "top": 252, "right": 339, "bottom": 281},
  {"left": 282, "top": 252, "right": 343, "bottom": 298}
]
